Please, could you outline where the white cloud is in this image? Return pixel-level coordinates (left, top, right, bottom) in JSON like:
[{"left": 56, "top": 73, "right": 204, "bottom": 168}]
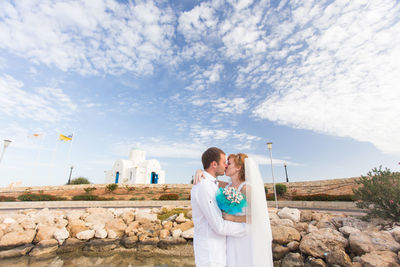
[
  {"left": 212, "top": 97, "right": 248, "bottom": 114},
  {"left": 248, "top": 153, "right": 300, "bottom": 166},
  {"left": 0, "top": 0, "right": 175, "bottom": 75},
  {"left": 0, "top": 75, "right": 77, "bottom": 122}
]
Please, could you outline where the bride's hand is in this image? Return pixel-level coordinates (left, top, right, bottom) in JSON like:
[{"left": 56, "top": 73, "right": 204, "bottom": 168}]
[
  {"left": 222, "top": 212, "right": 235, "bottom": 222},
  {"left": 193, "top": 169, "right": 205, "bottom": 185}
]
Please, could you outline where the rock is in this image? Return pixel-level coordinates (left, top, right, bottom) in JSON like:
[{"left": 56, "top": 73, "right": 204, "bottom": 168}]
[
  {"left": 0, "top": 230, "right": 36, "bottom": 248},
  {"left": 53, "top": 227, "right": 69, "bottom": 245},
  {"left": 139, "top": 236, "right": 159, "bottom": 245},
  {"left": 29, "top": 239, "right": 59, "bottom": 257},
  {"left": 82, "top": 211, "right": 114, "bottom": 225},
  {"left": 281, "top": 252, "right": 304, "bottom": 267},
  {"left": 18, "top": 217, "right": 36, "bottom": 230},
  {"left": 172, "top": 229, "right": 182, "bottom": 238},
  {"left": 176, "top": 213, "right": 186, "bottom": 223},
  {"left": 272, "top": 243, "right": 290, "bottom": 260},
  {"left": 95, "top": 228, "right": 108, "bottom": 239},
  {"left": 125, "top": 221, "right": 139, "bottom": 236},
  {"left": 83, "top": 238, "right": 119, "bottom": 252},
  {"left": 389, "top": 227, "right": 400, "bottom": 243},
  {"left": 56, "top": 238, "right": 85, "bottom": 254},
  {"left": 271, "top": 218, "right": 294, "bottom": 227},
  {"left": 272, "top": 226, "right": 301, "bottom": 244},
  {"left": 349, "top": 231, "right": 400, "bottom": 255},
  {"left": 316, "top": 220, "right": 336, "bottom": 230},
  {"left": 359, "top": 250, "right": 399, "bottom": 267},
  {"left": 4, "top": 222, "right": 23, "bottom": 234},
  {"left": 269, "top": 212, "right": 280, "bottom": 221},
  {"left": 76, "top": 230, "right": 95, "bottom": 240},
  {"left": 294, "top": 222, "right": 309, "bottom": 232},
  {"left": 159, "top": 229, "right": 170, "bottom": 239},
  {"left": 121, "top": 236, "right": 139, "bottom": 248},
  {"left": 325, "top": 248, "right": 353, "bottom": 267},
  {"left": 301, "top": 210, "right": 314, "bottom": 222},
  {"left": 278, "top": 207, "right": 301, "bottom": 222},
  {"left": 105, "top": 218, "right": 126, "bottom": 238},
  {"left": 54, "top": 217, "right": 68, "bottom": 229},
  {"left": 331, "top": 217, "right": 370, "bottom": 231},
  {"left": 162, "top": 221, "right": 173, "bottom": 230},
  {"left": 287, "top": 241, "right": 300, "bottom": 251},
  {"left": 339, "top": 226, "right": 361, "bottom": 237},
  {"left": 307, "top": 224, "right": 318, "bottom": 233},
  {"left": 182, "top": 228, "right": 194, "bottom": 239},
  {"left": 68, "top": 219, "right": 88, "bottom": 237},
  {"left": 3, "top": 218, "right": 16, "bottom": 224},
  {"left": 299, "top": 228, "right": 348, "bottom": 258},
  {"left": 186, "top": 210, "right": 192, "bottom": 219},
  {"left": 107, "top": 230, "right": 117, "bottom": 239},
  {"left": 35, "top": 225, "right": 58, "bottom": 243},
  {"left": 305, "top": 256, "right": 327, "bottom": 267},
  {"left": 65, "top": 210, "right": 85, "bottom": 221},
  {"left": 121, "top": 211, "right": 135, "bottom": 225},
  {"left": 176, "top": 221, "right": 194, "bottom": 232},
  {"left": 32, "top": 208, "right": 56, "bottom": 226},
  {"left": 136, "top": 211, "right": 157, "bottom": 223},
  {"left": 139, "top": 222, "right": 162, "bottom": 236},
  {"left": 165, "top": 214, "right": 178, "bottom": 222},
  {"left": 0, "top": 244, "right": 34, "bottom": 259}
]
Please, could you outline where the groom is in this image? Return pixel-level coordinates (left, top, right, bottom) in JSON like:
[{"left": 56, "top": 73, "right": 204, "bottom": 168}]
[{"left": 191, "top": 147, "right": 247, "bottom": 267}]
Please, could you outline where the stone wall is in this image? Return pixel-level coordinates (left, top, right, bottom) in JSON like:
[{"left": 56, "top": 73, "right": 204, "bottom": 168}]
[
  {"left": 0, "top": 177, "right": 360, "bottom": 200},
  {"left": 0, "top": 206, "right": 399, "bottom": 266}
]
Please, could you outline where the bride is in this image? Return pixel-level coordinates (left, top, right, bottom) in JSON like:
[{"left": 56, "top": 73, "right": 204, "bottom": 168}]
[{"left": 194, "top": 153, "right": 273, "bottom": 266}]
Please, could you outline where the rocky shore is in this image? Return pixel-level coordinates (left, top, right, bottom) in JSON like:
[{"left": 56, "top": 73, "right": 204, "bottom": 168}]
[{"left": 0, "top": 206, "right": 399, "bottom": 266}]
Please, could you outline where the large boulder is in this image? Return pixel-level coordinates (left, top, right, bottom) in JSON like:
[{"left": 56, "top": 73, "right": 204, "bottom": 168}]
[
  {"left": 331, "top": 217, "right": 370, "bottom": 231},
  {"left": 176, "top": 221, "right": 194, "bottom": 232},
  {"left": 278, "top": 207, "right": 301, "bottom": 223},
  {"left": 67, "top": 219, "right": 88, "bottom": 237},
  {"left": 305, "top": 256, "right": 327, "bottom": 267},
  {"left": 182, "top": 228, "right": 194, "bottom": 239},
  {"left": 120, "top": 211, "right": 135, "bottom": 225},
  {"left": 359, "top": 250, "right": 399, "bottom": 267},
  {"left": 136, "top": 210, "right": 157, "bottom": 223},
  {"left": 299, "top": 228, "right": 348, "bottom": 258},
  {"left": 325, "top": 248, "right": 352, "bottom": 267},
  {"left": 34, "top": 225, "right": 58, "bottom": 243},
  {"left": 270, "top": 218, "right": 294, "bottom": 227},
  {"left": 301, "top": 210, "right": 314, "bottom": 222},
  {"left": 17, "top": 217, "right": 36, "bottom": 230},
  {"left": 389, "top": 227, "right": 400, "bottom": 243},
  {"left": 272, "top": 243, "right": 290, "bottom": 260},
  {"left": 349, "top": 231, "right": 400, "bottom": 255},
  {"left": 76, "top": 230, "right": 95, "bottom": 240},
  {"left": 105, "top": 219, "right": 126, "bottom": 238},
  {"left": 0, "top": 230, "right": 36, "bottom": 248},
  {"left": 272, "top": 226, "right": 301, "bottom": 244},
  {"left": 82, "top": 211, "right": 114, "bottom": 225},
  {"left": 339, "top": 226, "right": 360, "bottom": 237}
]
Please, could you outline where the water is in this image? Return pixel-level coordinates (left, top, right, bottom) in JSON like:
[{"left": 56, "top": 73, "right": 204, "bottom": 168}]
[{"left": 0, "top": 252, "right": 195, "bottom": 267}]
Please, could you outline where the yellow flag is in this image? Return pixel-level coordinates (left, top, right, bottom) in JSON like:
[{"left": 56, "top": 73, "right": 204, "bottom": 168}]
[{"left": 59, "top": 134, "right": 72, "bottom": 141}]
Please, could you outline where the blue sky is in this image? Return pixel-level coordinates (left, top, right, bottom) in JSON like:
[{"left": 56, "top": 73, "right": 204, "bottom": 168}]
[{"left": 0, "top": 0, "right": 399, "bottom": 187}]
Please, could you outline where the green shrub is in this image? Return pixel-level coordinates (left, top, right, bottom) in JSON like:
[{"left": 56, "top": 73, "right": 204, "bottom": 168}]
[
  {"left": 106, "top": 183, "right": 118, "bottom": 192},
  {"left": 0, "top": 196, "right": 16, "bottom": 202},
  {"left": 264, "top": 186, "right": 268, "bottom": 195},
  {"left": 353, "top": 166, "right": 400, "bottom": 221},
  {"left": 292, "top": 194, "right": 354, "bottom": 201},
  {"left": 84, "top": 187, "right": 97, "bottom": 194},
  {"left": 18, "top": 193, "right": 65, "bottom": 201},
  {"left": 125, "top": 185, "right": 135, "bottom": 192},
  {"left": 275, "top": 184, "right": 287, "bottom": 196},
  {"left": 266, "top": 194, "right": 275, "bottom": 201},
  {"left": 69, "top": 177, "right": 91, "bottom": 184},
  {"left": 72, "top": 194, "right": 99, "bottom": 201},
  {"left": 159, "top": 193, "right": 179, "bottom": 200}
]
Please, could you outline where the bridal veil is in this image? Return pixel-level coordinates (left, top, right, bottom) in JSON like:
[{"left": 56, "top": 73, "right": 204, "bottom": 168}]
[{"left": 245, "top": 157, "right": 274, "bottom": 266}]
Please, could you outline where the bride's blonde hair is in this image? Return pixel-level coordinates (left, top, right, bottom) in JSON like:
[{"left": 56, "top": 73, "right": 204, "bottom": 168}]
[{"left": 228, "top": 153, "right": 248, "bottom": 181}]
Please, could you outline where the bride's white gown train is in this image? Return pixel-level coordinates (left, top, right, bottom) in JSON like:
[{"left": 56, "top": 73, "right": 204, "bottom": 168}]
[{"left": 226, "top": 158, "right": 273, "bottom": 267}]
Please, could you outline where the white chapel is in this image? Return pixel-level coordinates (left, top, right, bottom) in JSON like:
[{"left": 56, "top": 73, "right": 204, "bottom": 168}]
[{"left": 104, "top": 149, "right": 165, "bottom": 184}]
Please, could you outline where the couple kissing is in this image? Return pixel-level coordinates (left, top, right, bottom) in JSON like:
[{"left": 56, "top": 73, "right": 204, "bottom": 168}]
[{"left": 191, "top": 147, "right": 273, "bottom": 267}]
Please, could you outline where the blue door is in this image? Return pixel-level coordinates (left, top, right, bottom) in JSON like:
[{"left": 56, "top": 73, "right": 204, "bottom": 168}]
[
  {"left": 151, "top": 172, "right": 159, "bottom": 184},
  {"left": 115, "top": 172, "right": 119, "bottom": 184}
]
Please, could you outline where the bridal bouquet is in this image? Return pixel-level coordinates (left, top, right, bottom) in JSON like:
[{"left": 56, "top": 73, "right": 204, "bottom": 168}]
[{"left": 216, "top": 187, "right": 247, "bottom": 215}]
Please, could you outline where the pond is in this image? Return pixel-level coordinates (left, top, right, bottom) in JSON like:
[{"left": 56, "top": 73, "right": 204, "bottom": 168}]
[{"left": 0, "top": 253, "right": 195, "bottom": 267}]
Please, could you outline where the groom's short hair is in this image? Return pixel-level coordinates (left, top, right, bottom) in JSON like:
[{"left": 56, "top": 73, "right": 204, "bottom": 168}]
[{"left": 202, "top": 147, "right": 225, "bottom": 169}]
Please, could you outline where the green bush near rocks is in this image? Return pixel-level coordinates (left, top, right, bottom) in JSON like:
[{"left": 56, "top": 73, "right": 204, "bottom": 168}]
[
  {"left": 18, "top": 193, "right": 66, "bottom": 201},
  {"left": 69, "top": 177, "right": 91, "bottom": 184},
  {"left": 275, "top": 183, "right": 287, "bottom": 196},
  {"left": 0, "top": 195, "right": 16, "bottom": 202},
  {"left": 353, "top": 166, "right": 400, "bottom": 221},
  {"left": 158, "top": 208, "right": 189, "bottom": 221},
  {"left": 159, "top": 193, "right": 179, "bottom": 200},
  {"left": 106, "top": 183, "right": 118, "bottom": 192}
]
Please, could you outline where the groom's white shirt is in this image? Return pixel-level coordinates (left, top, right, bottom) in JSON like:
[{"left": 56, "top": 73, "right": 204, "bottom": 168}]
[{"left": 191, "top": 171, "right": 246, "bottom": 267}]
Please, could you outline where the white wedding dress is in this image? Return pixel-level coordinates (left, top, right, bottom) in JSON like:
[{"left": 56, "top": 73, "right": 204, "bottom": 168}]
[{"left": 226, "top": 158, "right": 273, "bottom": 267}]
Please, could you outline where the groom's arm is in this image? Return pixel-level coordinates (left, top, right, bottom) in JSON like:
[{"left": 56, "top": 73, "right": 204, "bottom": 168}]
[{"left": 195, "top": 181, "right": 246, "bottom": 237}]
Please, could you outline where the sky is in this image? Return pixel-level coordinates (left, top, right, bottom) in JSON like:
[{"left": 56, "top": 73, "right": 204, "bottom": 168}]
[{"left": 0, "top": 0, "right": 399, "bottom": 187}]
